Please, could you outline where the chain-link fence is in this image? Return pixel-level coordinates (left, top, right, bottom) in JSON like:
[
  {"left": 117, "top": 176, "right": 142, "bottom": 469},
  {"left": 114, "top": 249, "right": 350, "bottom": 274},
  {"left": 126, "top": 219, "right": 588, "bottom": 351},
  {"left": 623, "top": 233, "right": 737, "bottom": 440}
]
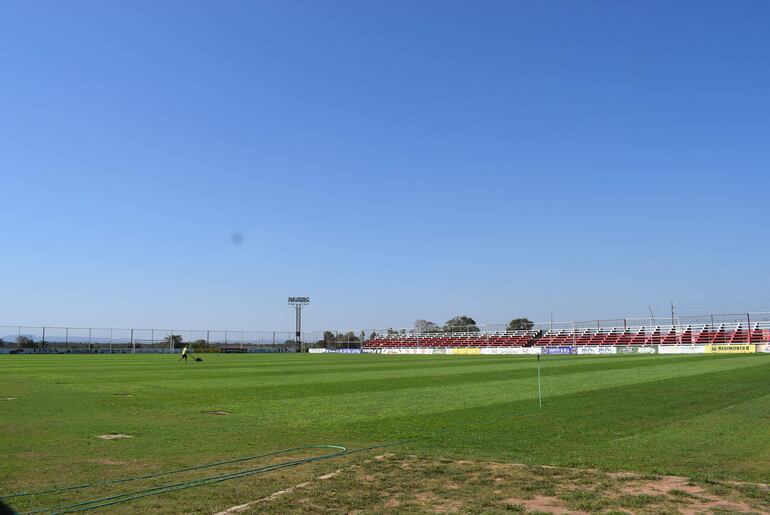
[
  {"left": 2, "top": 312, "right": 769, "bottom": 353},
  {"left": 0, "top": 327, "right": 300, "bottom": 354}
]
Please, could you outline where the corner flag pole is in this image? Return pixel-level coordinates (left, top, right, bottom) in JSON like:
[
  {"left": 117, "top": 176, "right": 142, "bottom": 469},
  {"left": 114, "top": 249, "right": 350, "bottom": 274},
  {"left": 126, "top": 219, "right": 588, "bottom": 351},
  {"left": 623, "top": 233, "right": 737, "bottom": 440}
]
[{"left": 537, "top": 354, "right": 542, "bottom": 410}]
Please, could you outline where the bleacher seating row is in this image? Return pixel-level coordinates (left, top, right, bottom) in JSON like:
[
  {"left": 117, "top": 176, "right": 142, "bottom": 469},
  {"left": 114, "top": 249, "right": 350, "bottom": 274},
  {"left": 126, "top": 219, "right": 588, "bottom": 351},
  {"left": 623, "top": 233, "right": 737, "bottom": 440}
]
[{"left": 363, "top": 323, "right": 770, "bottom": 349}]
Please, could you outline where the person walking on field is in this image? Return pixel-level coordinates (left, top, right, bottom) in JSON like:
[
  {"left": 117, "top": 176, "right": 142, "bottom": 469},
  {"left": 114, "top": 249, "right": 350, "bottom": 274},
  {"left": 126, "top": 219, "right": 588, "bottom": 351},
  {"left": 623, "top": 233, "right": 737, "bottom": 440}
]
[{"left": 179, "top": 345, "right": 189, "bottom": 362}]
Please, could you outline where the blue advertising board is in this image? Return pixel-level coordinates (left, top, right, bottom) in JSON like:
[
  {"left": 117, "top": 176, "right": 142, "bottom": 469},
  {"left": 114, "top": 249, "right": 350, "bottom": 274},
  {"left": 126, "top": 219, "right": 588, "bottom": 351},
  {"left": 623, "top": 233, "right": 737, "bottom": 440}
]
[{"left": 542, "top": 346, "right": 574, "bottom": 355}]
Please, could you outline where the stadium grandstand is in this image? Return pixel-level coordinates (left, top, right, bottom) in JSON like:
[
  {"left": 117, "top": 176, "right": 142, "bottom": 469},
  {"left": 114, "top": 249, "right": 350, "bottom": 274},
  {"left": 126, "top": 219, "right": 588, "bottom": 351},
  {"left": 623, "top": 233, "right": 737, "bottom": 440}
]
[{"left": 363, "top": 319, "right": 770, "bottom": 350}]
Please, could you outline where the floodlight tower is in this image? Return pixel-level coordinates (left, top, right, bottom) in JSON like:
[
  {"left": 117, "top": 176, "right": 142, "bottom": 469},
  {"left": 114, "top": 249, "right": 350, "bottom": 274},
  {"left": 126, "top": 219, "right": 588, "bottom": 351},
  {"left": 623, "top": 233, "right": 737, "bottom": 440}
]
[{"left": 288, "top": 297, "right": 310, "bottom": 352}]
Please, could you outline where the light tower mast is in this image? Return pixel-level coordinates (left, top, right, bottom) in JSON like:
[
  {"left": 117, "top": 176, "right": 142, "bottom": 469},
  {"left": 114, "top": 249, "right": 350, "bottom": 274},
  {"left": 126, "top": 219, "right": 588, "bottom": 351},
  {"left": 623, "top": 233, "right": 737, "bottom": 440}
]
[{"left": 288, "top": 297, "right": 310, "bottom": 352}]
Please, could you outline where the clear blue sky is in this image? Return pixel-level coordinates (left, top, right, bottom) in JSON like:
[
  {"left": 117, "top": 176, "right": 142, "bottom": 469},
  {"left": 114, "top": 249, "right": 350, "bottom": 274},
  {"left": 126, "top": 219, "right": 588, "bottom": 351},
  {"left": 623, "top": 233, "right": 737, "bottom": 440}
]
[{"left": 2, "top": 1, "right": 769, "bottom": 331}]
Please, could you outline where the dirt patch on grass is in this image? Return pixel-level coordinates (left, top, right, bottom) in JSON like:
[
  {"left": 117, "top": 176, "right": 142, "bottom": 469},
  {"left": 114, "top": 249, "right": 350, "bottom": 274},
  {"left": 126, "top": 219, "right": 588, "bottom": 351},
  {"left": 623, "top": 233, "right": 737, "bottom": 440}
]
[
  {"left": 508, "top": 494, "right": 585, "bottom": 514},
  {"left": 213, "top": 465, "right": 349, "bottom": 514},
  {"left": 1, "top": 397, "right": 18, "bottom": 400},
  {"left": 96, "top": 433, "right": 133, "bottom": 440},
  {"left": 250, "top": 454, "right": 770, "bottom": 514},
  {"left": 112, "top": 393, "right": 133, "bottom": 397},
  {"left": 87, "top": 458, "right": 128, "bottom": 465},
  {"left": 205, "top": 410, "right": 230, "bottom": 415},
  {"left": 622, "top": 475, "right": 702, "bottom": 496}
]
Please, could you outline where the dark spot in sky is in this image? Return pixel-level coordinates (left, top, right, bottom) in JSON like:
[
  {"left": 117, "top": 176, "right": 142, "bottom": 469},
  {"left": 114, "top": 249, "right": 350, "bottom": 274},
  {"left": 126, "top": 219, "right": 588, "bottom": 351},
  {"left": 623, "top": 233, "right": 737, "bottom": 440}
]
[{"left": 231, "top": 233, "right": 244, "bottom": 245}]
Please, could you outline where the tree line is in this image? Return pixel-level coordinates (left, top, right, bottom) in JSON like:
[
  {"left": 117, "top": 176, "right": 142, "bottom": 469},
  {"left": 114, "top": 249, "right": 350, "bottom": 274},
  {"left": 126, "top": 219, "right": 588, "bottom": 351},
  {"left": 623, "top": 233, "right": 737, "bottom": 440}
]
[
  {"left": 317, "top": 316, "right": 535, "bottom": 347},
  {"left": 413, "top": 316, "right": 534, "bottom": 334}
]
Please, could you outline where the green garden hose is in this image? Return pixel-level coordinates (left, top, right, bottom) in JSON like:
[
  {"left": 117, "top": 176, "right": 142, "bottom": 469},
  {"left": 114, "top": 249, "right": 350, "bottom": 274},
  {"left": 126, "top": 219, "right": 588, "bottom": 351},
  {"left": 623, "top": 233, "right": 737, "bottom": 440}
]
[
  {"left": 3, "top": 441, "right": 412, "bottom": 515},
  {"left": 2, "top": 446, "right": 344, "bottom": 500}
]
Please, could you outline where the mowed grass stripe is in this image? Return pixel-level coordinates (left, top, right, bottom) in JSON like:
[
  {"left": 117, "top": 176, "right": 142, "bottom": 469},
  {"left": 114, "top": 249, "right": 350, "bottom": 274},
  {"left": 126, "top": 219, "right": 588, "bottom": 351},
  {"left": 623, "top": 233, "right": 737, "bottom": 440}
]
[
  {"left": 350, "top": 360, "right": 770, "bottom": 480},
  {"left": 7, "top": 354, "right": 757, "bottom": 396},
  {"left": 3, "top": 356, "right": 765, "bottom": 439},
  {"left": 604, "top": 391, "right": 770, "bottom": 480},
  {"left": 1, "top": 352, "right": 769, "bottom": 509},
  {"left": 313, "top": 357, "right": 770, "bottom": 435},
  {"left": 202, "top": 355, "right": 766, "bottom": 420}
]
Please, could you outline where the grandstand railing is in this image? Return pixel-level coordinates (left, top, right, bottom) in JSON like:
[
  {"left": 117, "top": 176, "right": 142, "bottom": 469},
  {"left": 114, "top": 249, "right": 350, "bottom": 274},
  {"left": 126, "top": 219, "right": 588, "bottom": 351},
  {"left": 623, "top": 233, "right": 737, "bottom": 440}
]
[
  {"left": 363, "top": 314, "right": 770, "bottom": 348},
  {"left": 2, "top": 312, "right": 770, "bottom": 352}
]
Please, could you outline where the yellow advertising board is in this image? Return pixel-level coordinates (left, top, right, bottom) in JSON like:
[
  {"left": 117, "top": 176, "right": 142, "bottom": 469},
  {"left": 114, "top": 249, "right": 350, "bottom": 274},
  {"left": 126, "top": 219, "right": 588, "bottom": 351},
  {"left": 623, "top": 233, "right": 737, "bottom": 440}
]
[
  {"left": 704, "top": 344, "right": 755, "bottom": 354},
  {"left": 451, "top": 348, "right": 481, "bottom": 355}
]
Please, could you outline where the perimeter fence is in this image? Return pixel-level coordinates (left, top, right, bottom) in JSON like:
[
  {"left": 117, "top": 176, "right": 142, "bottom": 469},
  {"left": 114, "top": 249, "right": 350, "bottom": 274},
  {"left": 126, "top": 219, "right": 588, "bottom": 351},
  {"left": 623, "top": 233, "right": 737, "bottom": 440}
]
[{"left": 2, "top": 311, "right": 769, "bottom": 353}]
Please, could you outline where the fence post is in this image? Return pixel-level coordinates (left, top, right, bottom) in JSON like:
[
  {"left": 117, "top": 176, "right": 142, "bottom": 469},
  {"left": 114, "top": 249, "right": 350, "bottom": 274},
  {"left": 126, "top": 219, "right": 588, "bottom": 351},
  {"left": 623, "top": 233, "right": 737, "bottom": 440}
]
[
  {"left": 131, "top": 329, "right": 135, "bottom": 354},
  {"left": 747, "top": 313, "right": 752, "bottom": 342},
  {"left": 110, "top": 328, "right": 113, "bottom": 354},
  {"left": 88, "top": 328, "right": 92, "bottom": 351},
  {"left": 170, "top": 330, "right": 174, "bottom": 353}
]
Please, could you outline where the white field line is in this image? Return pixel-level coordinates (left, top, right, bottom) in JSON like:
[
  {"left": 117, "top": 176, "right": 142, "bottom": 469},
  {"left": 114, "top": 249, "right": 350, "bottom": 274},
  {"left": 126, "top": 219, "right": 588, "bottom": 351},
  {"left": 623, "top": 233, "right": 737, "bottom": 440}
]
[
  {"left": 212, "top": 455, "right": 387, "bottom": 515},
  {"left": 211, "top": 455, "right": 770, "bottom": 515}
]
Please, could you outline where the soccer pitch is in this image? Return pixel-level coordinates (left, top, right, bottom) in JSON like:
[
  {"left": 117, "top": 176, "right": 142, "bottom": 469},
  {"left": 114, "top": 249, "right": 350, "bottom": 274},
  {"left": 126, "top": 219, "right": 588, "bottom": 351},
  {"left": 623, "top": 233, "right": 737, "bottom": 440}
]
[{"left": 2, "top": 353, "right": 769, "bottom": 514}]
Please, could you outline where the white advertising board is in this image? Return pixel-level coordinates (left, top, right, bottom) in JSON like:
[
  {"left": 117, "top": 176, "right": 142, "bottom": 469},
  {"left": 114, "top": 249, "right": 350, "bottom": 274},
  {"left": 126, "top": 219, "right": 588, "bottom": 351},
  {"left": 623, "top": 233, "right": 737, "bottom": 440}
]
[
  {"left": 481, "top": 347, "right": 522, "bottom": 355},
  {"left": 657, "top": 345, "right": 705, "bottom": 354},
  {"left": 577, "top": 346, "right": 617, "bottom": 355}
]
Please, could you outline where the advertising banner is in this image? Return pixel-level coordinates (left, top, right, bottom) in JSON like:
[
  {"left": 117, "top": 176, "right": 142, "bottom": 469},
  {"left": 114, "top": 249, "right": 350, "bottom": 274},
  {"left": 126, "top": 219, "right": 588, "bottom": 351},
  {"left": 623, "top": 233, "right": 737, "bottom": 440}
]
[
  {"left": 757, "top": 344, "right": 770, "bottom": 353},
  {"left": 450, "top": 348, "right": 481, "bottom": 355},
  {"left": 480, "top": 347, "right": 540, "bottom": 355},
  {"left": 309, "top": 348, "right": 362, "bottom": 354},
  {"left": 704, "top": 344, "right": 755, "bottom": 354},
  {"left": 616, "top": 346, "right": 657, "bottom": 354},
  {"left": 541, "top": 346, "right": 574, "bottom": 355},
  {"left": 480, "top": 347, "right": 516, "bottom": 355},
  {"left": 577, "top": 346, "right": 617, "bottom": 355},
  {"left": 657, "top": 345, "right": 705, "bottom": 354}
]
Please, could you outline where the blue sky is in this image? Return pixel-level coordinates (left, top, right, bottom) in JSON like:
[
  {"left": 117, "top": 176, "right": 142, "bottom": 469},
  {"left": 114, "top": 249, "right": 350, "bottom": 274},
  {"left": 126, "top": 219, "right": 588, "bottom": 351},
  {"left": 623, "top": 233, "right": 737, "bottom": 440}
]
[{"left": 1, "top": 1, "right": 769, "bottom": 331}]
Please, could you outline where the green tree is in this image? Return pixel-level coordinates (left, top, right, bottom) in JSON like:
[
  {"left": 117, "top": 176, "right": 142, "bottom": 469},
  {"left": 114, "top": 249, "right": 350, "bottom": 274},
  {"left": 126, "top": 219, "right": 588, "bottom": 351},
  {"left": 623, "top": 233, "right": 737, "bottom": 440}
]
[
  {"left": 444, "top": 316, "right": 479, "bottom": 333},
  {"left": 321, "top": 331, "right": 336, "bottom": 346},
  {"left": 161, "top": 334, "right": 184, "bottom": 349},
  {"left": 334, "top": 331, "right": 360, "bottom": 349},
  {"left": 190, "top": 339, "right": 211, "bottom": 352},
  {"left": 414, "top": 320, "right": 440, "bottom": 333},
  {"left": 507, "top": 318, "right": 534, "bottom": 331},
  {"left": 16, "top": 335, "right": 34, "bottom": 348}
]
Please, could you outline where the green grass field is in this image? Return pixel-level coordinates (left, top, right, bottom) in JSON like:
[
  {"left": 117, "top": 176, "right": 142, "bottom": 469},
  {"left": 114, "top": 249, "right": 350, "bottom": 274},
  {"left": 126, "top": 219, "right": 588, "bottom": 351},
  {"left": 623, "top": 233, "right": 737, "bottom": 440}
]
[{"left": 1, "top": 353, "right": 769, "bottom": 514}]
